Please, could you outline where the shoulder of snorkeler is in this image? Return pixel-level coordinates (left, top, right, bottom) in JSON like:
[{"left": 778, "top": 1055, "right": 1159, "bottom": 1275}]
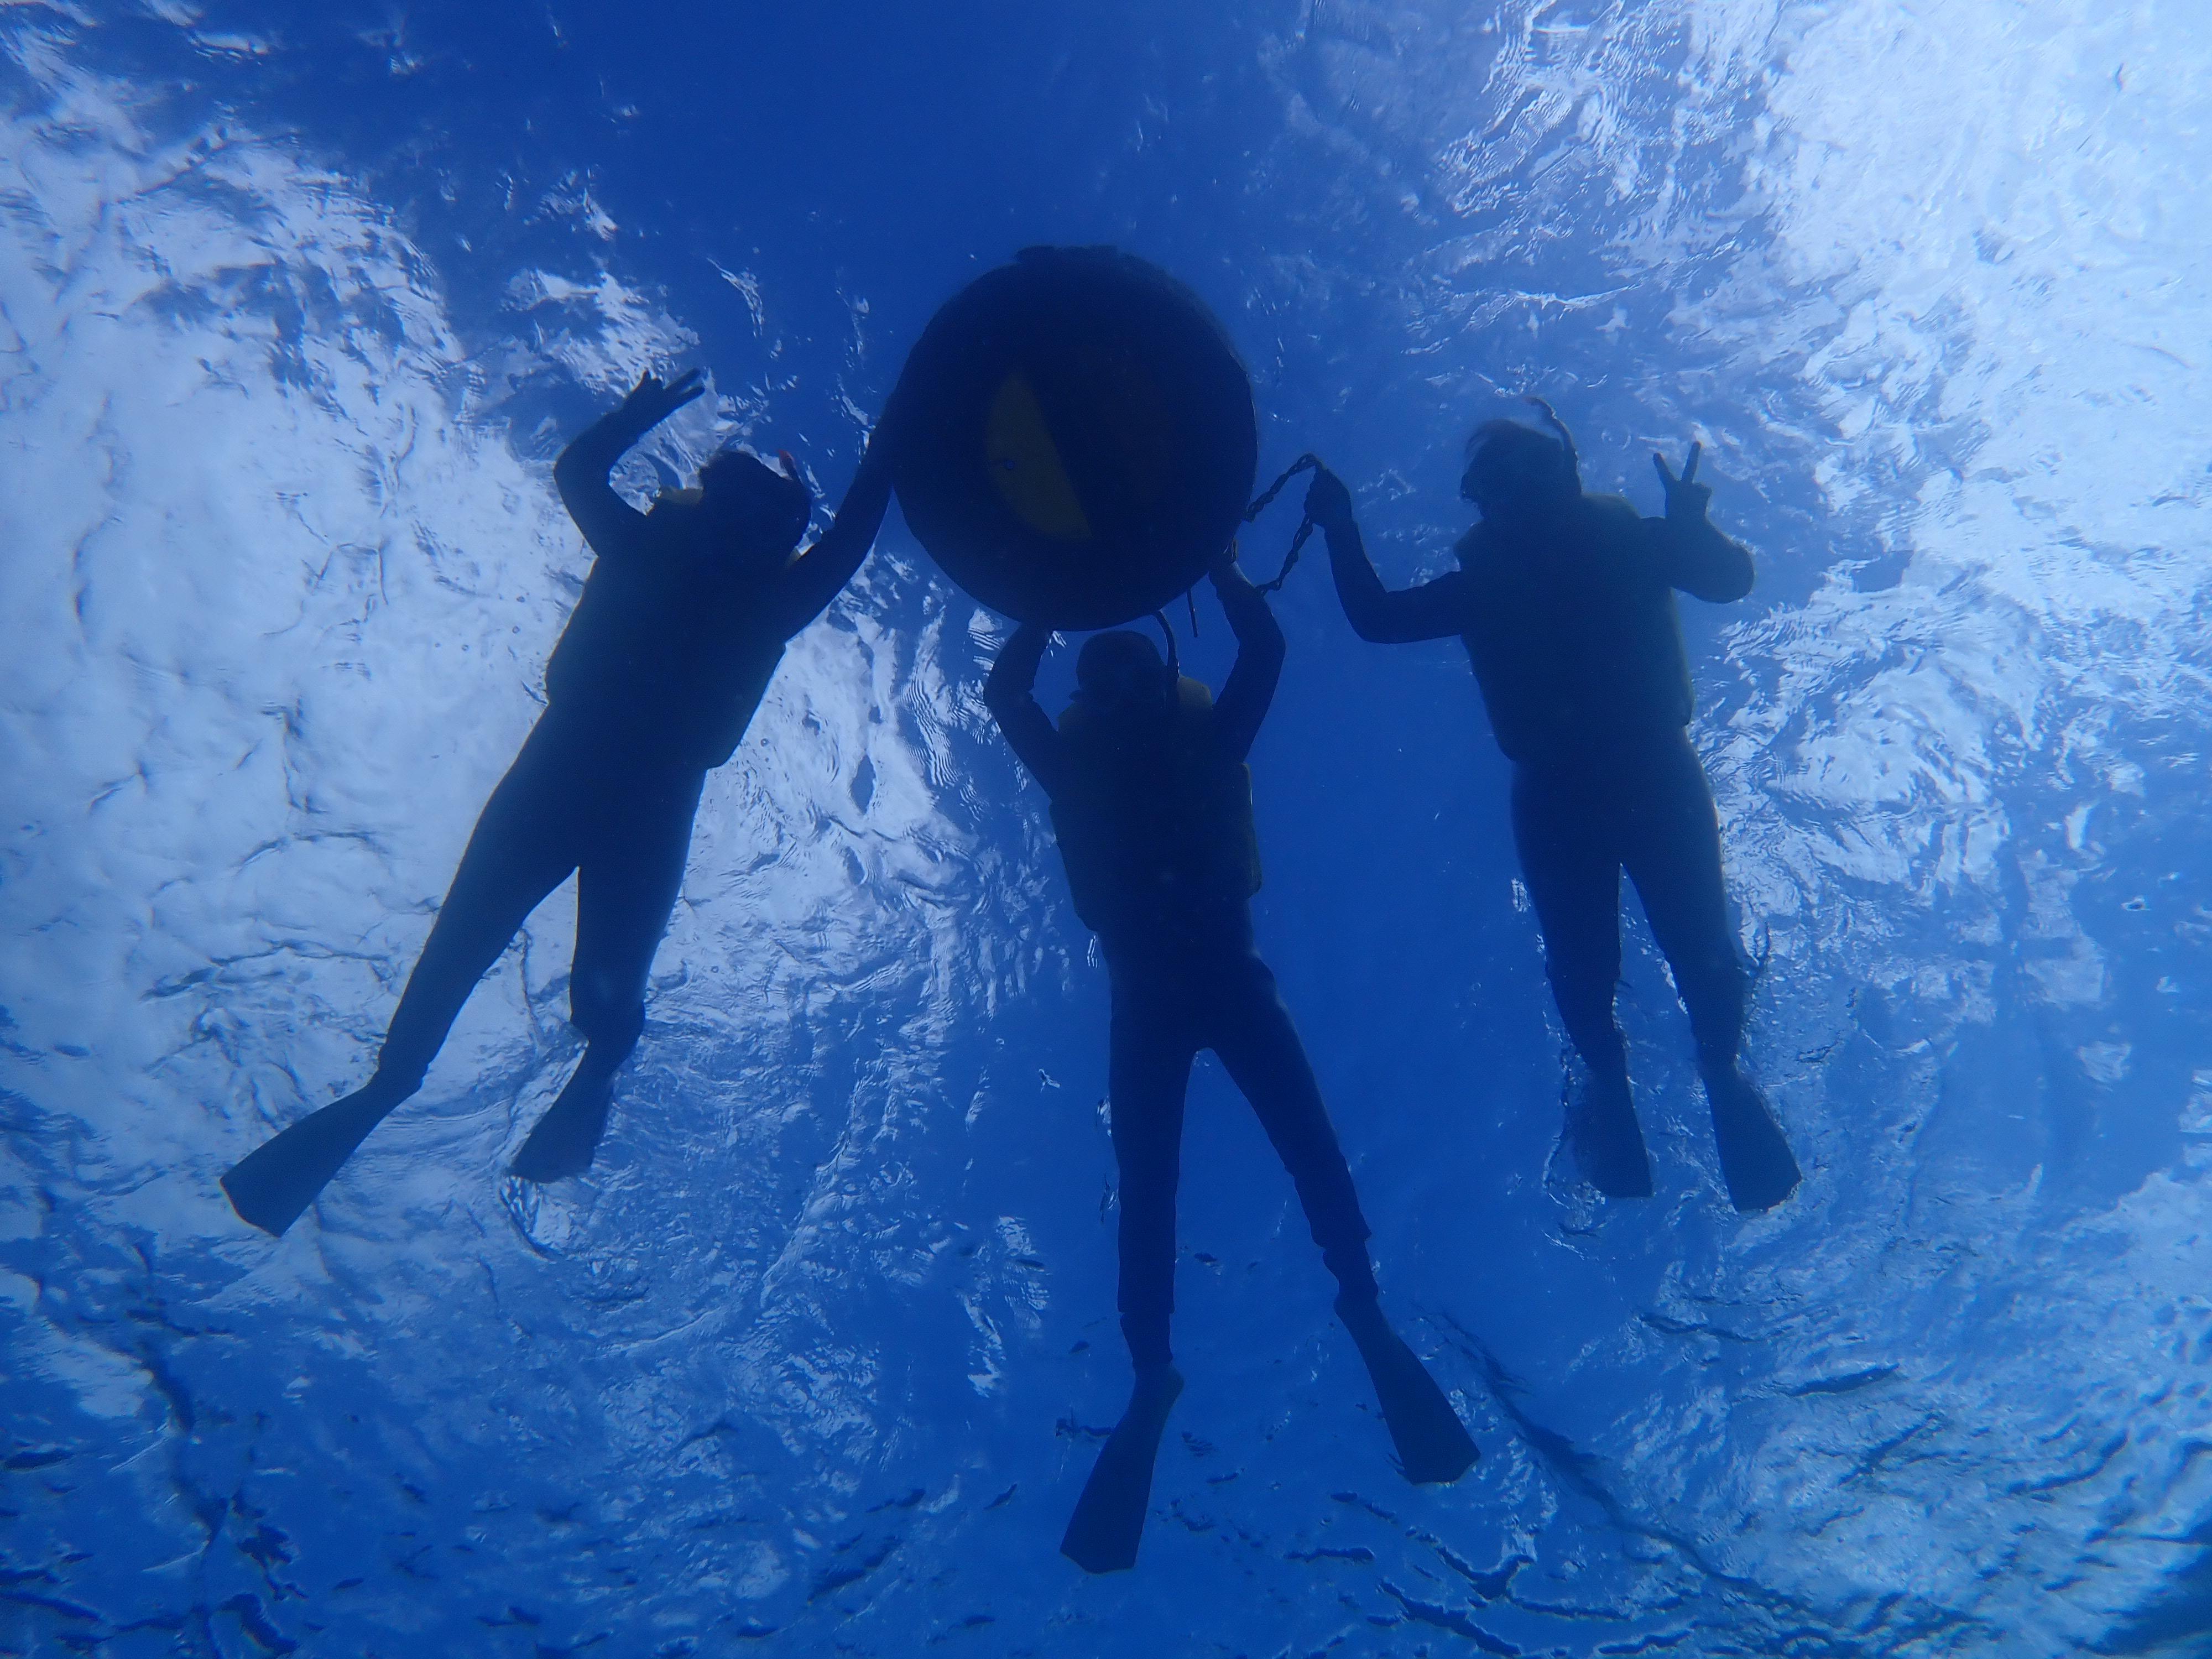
[{"left": 1577, "top": 492, "right": 1654, "bottom": 547}]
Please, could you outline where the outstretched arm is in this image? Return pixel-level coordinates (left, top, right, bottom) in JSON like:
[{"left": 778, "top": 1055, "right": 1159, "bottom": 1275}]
[
  {"left": 768, "top": 431, "right": 899, "bottom": 638},
  {"left": 1648, "top": 442, "right": 1754, "bottom": 603},
  {"left": 982, "top": 620, "right": 1066, "bottom": 798},
  {"left": 554, "top": 369, "right": 706, "bottom": 560},
  {"left": 1209, "top": 552, "right": 1285, "bottom": 764},
  {"left": 1307, "top": 466, "right": 1469, "bottom": 643}
]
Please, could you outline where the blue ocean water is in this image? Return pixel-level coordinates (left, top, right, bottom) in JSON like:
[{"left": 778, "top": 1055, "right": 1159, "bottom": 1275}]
[{"left": 4, "top": 1, "right": 2210, "bottom": 1653}]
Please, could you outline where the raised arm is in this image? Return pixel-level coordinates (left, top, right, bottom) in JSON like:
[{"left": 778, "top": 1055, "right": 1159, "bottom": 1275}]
[
  {"left": 554, "top": 369, "right": 706, "bottom": 560},
  {"left": 1648, "top": 442, "right": 1754, "bottom": 603},
  {"left": 1306, "top": 466, "right": 1469, "bottom": 644},
  {"left": 767, "top": 433, "right": 898, "bottom": 638},
  {"left": 982, "top": 620, "right": 1066, "bottom": 798},
  {"left": 1209, "top": 554, "right": 1285, "bottom": 764}
]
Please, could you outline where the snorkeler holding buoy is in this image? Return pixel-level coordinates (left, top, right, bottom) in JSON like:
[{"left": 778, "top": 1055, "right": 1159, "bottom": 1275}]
[
  {"left": 220, "top": 368, "right": 905, "bottom": 1237},
  {"left": 983, "top": 560, "right": 1478, "bottom": 1574},
  {"left": 896, "top": 245, "right": 1475, "bottom": 1575},
  {"left": 1306, "top": 404, "right": 1801, "bottom": 1213}
]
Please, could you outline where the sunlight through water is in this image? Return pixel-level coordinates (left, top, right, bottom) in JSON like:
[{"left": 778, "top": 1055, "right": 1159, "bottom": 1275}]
[{"left": 4, "top": 3, "right": 2211, "bottom": 1655}]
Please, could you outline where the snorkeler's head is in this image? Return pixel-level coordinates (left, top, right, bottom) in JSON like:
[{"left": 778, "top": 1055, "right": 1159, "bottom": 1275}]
[
  {"left": 696, "top": 446, "right": 812, "bottom": 554},
  {"left": 1075, "top": 629, "right": 1172, "bottom": 716},
  {"left": 1460, "top": 419, "right": 1577, "bottom": 523}
]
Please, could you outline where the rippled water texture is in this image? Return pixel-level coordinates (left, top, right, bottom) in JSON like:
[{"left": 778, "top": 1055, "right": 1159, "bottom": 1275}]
[{"left": 6, "top": 3, "right": 2211, "bottom": 1655}]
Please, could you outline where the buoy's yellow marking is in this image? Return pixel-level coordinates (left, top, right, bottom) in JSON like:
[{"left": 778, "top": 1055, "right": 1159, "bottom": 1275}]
[{"left": 987, "top": 371, "right": 1093, "bottom": 540}]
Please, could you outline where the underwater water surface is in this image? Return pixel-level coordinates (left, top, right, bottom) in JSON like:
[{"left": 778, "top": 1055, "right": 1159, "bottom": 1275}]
[{"left": 5, "top": 2, "right": 2212, "bottom": 1655}]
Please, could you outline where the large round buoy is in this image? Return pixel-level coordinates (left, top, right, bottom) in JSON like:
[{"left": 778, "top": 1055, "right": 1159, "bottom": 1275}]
[{"left": 891, "top": 246, "right": 1257, "bottom": 631}]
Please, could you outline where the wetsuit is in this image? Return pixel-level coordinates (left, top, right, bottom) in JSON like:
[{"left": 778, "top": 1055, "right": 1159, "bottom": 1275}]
[
  {"left": 985, "top": 578, "right": 1376, "bottom": 1370},
  {"left": 1326, "top": 491, "right": 1755, "bottom": 1083},
  {"left": 366, "top": 410, "right": 886, "bottom": 1099}
]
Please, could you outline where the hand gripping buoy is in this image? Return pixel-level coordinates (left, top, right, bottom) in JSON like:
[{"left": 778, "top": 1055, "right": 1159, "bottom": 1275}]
[{"left": 891, "top": 246, "right": 1258, "bottom": 631}]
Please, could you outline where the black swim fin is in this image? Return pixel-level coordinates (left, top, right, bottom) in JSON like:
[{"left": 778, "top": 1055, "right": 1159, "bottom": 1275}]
[
  {"left": 1565, "top": 1070, "right": 1654, "bottom": 1198},
  {"left": 509, "top": 1060, "right": 616, "bottom": 1183},
  {"left": 1060, "top": 1366, "right": 1183, "bottom": 1574},
  {"left": 219, "top": 1084, "right": 401, "bottom": 1238},
  {"left": 1703, "top": 1066, "right": 1801, "bottom": 1213},
  {"left": 1337, "top": 1295, "right": 1479, "bottom": 1485}
]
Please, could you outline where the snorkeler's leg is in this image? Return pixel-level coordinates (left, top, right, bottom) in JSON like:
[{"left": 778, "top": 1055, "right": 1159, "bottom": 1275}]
[
  {"left": 1209, "top": 957, "right": 1475, "bottom": 1485},
  {"left": 222, "top": 731, "right": 582, "bottom": 1235},
  {"left": 512, "top": 765, "right": 704, "bottom": 1183},
  {"left": 1620, "top": 731, "right": 1749, "bottom": 1069},
  {"left": 1624, "top": 731, "right": 1798, "bottom": 1212},
  {"left": 1204, "top": 955, "right": 1373, "bottom": 1299},
  {"left": 1105, "top": 989, "right": 1193, "bottom": 1376},
  {"left": 374, "top": 744, "right": 586, "bottom": 1094},
  {"left": 1062, "top": 988, "right": 1193, "bottom": 1574},
  {"left": 1511, "top": 763, "right": 1651, "bottom": 1198}
]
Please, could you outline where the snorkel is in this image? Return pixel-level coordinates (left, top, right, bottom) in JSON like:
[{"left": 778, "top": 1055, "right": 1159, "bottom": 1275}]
[
  {"left": 1521, "top": 395, "right": 1583, "bottom": 492},
  {"left": 1149, "top": 609, "right": 1180, "bottom": 713}
]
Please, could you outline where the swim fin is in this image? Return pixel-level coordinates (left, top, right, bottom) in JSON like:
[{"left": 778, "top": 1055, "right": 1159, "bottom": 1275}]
[
  {"left": 219, "top": 1083, "right": 403, "bottom": 1238},
  {"left": 1703, "top": 1065, "right": 1801, "bottom": 1213},
  {"left": 1060, "top": 1365, "right": 1183, "bottom": 1574},
  {"left": 1564, "top": 1069, "right": 1654, "bottom": 1198},
  {"left": 509, "top": 1060, "right": 615, "bottom": 1183},
  {"left": 1337, "top": 1294, "right": 1479, "bottom": 1485}
]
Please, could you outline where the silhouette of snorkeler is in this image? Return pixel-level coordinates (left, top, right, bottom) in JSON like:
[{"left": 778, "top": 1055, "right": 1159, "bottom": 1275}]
[
  {"left": 1308, "top": 404, "right": 1801, "bottom": 1213},
  {"left": 985, "top": 552, "right": 1477, "bottom": 1575},
  {"left": 220, "top": 369, "right": 903, "bottom": 1237}
]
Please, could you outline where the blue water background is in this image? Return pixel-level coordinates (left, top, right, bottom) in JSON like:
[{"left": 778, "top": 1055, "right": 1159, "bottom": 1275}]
[{"left": 4, "top": 3, "right": 2211, "bottom": 1654}]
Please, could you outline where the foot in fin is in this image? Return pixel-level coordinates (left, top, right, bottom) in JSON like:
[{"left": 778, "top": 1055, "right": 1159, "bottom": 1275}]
[
  {"left": 220, "top": 1080, "right": 407, "bottom": 1238},
  {"left": 509, "top": 1060, "right": 617, "bottom": 1185},
  {"left": 1336, "top": 1293, "right": 1478, "bottom": 1485},
  {"left": 1061, "top": 1364, "right": 1183, "bottom": 1574},
  {"left": 1565, "top": 1068, "right": 1653, "bottom": 1198},
  {"left": 1703, "top": 1064, "right": 1801, "bottom": 1213}
]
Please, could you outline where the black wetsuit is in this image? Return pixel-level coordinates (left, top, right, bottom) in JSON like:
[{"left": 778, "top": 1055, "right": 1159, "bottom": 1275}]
[
  {"left": 1327, "top": 492, "right": 1755, "bottom": 1082},
  {"left": 367, "top": 412, "right": 879, "bottom": 1098},
  {"left": 985, "top": 582, "right": 1376, "bottom": 1371}
]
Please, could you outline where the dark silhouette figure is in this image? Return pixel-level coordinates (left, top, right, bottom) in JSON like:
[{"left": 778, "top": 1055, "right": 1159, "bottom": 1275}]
[
  {"left": 221, "top": 371, "right": 900, "bottom": 1237},
  {"left": 1310, "top": 410, "right": 1800, "bottom": 1213},
  {"left": 985, "top": 554, "right": 1477, "bottom": 1574}
]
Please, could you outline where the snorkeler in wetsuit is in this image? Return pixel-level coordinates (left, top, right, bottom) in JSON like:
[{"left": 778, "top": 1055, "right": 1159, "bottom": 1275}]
[
  {"left": 1308, "top": 407, "right": 1801, "bottom": 1213},
  {"left": 221, "top": 369, "right": 902, "bottom": 1237},
  {"left": 985, "top": 552, "right": 1477, "bottom": 1575}
]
